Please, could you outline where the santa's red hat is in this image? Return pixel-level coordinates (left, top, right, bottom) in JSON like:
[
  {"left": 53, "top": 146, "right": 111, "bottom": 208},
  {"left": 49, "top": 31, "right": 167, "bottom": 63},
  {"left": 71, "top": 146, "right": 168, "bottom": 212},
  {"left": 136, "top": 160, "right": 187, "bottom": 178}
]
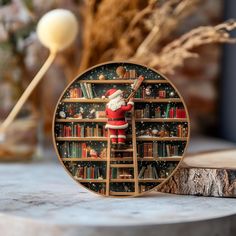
[{"left": 102, "top": 88, "right": 123, "bottom": 99}]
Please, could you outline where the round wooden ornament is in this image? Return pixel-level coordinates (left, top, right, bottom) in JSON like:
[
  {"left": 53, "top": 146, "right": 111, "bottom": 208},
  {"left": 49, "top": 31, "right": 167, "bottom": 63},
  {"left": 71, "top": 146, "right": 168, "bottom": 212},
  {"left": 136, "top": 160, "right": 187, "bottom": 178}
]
[{"left": 52, "top": 62, "right": 190, "bottom": 197}]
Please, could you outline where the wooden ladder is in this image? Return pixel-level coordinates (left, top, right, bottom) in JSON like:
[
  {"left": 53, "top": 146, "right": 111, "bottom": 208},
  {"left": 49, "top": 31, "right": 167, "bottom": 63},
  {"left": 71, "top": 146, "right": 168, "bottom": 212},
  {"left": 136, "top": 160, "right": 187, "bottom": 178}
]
[{"left": 106, "top": 108, "right": 139, "bottom": 196}]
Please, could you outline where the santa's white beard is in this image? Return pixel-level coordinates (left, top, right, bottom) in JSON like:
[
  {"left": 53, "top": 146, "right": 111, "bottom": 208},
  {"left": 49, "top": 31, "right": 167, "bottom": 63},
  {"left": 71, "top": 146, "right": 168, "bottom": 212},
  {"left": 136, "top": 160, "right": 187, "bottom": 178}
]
[{"left": 107, "top": 95, "right": 125, "bottom": 111}]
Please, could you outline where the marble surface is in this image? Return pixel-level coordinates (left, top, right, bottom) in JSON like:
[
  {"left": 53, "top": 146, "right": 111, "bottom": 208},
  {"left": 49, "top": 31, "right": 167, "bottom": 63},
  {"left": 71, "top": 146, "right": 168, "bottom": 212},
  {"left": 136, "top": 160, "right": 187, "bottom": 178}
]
[{"left": 1, "top": 162, "right": 236, "bottom": 236}]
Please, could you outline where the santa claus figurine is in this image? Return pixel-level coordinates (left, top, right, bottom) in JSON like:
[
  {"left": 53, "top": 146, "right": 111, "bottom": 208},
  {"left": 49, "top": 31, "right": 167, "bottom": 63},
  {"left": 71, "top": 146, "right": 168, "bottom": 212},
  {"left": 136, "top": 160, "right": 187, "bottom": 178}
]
[{"left": 102, "top": 88, "right": 134, "bottom": 149}]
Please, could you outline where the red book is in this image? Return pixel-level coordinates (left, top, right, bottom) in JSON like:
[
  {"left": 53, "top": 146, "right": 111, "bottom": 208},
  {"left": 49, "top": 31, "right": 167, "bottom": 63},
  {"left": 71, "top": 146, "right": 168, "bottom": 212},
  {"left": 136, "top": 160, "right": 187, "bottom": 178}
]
[
  {"left": 77, "top": 125, "right": 81, "bottom": 137},
  {"left": 79, "top": 88, "right": 82, "bottom": 97},
  {"left": 90, "top": 166, "right": 95, "bottom": 179},
  {"left": 143, "top": 143, "right": 147, "bottom": 157},
  {"left": 68, "top": 126, "right": 72, "bottom": 137},
  {"left": 65, "top": 126, "right": 70, "bottom": 137},
  {"left": 176, "top": 108, "right": 181, "bottom": 118},
  {"left": 142, "top": 88, "right": 145, "bottom": 98},
  {"left": 181, "top": 109, "right": 186, "bottom": 118},
  {"left": 169, "top": 107, "right": 175, "bottom": 118},
  {"left": 82, "top": 143, "right": 87, "bottom": 158}
]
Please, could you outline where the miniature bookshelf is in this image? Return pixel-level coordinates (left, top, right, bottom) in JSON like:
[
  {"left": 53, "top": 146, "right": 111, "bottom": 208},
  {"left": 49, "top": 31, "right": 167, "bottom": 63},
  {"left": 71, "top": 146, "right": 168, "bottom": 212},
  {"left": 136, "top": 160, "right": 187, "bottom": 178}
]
[{"left": 53, "top": 63, "right": 189, "bottom": 197}]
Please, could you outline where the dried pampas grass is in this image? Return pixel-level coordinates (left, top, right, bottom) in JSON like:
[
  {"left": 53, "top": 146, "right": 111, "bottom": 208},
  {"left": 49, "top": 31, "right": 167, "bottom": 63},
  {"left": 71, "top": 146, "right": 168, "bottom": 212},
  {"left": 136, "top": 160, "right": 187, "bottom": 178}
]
[
  {"left": 136, "top": 20, "right": 236, "bottom": 74},
  {"left": 78, "top": 0, "right": 236, "bottom": 75}
]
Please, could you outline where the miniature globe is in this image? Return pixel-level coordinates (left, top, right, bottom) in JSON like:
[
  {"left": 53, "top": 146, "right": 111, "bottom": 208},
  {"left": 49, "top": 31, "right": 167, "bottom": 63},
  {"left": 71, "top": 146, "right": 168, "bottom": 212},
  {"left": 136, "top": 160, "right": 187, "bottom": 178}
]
[
  {"left": 53, "top": 62, "right": 190, "bottom": 197},
  {"left": 116, "top": 66, "right": 126, "bottom": 78},
  {"left": 98, "top": 74, "right": 106, "bottom": 80}
]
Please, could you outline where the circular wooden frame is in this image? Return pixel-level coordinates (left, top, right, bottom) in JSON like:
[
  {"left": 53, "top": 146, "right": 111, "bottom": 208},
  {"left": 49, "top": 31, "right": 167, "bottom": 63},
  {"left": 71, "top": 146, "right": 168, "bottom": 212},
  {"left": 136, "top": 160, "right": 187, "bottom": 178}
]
[{"left": 52, "top": 61, "right": 190, "bottom": 197}]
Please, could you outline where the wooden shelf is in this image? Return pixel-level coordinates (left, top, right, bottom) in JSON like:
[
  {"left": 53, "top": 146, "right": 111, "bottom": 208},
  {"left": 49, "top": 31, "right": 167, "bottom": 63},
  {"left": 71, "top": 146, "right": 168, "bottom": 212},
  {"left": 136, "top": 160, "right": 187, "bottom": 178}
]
[
  {"left": 56, "top": 118, "right": 107, "bottom": 123},
  {"left": 135, "top": 118, "right": 188, "bottom": 122},
  {"left": 62, "top": 98, "right": 108, "bottom": 103},
  {"left": 55, "top": 118, "right": 188, "bottom": 123},
  {"left": 134, "top": 98, "right": 181, "bottom": 103},
  {"left": 62, "top": 157, "right": 182, "bottom": 162},
  {"left": 56, "top": 137, "right": 107, "bottom": 141},
  {"left": 56, "top": 136, "right": 186, "bottom": 142},
  {"left": 110, "top": 157, "right": 133, "bottom": 161},
  {"left": 136, "top": 137, "right": 187, "bottom": 141},
  {"left": 110, "top": 179, "right": 135, "bottom": 183},
  {"left": 77, "top": 79, "right": 169, "bottom": 84},
  {"left": 62, "top": 158, "right": 106, "bottom": 162},
  {"left": 139, "top": 178, "right": 166, "bottom": 183},
  {"left": 110, "top": 164, "right": 134, "bottom": 168},
  {"left": 61, "top": 98, "right": 182, "bottom": 103},
  {"left": 138, "top": 157, "right": 182, "bottom": 161},
  {"left": 111, "top": 148, "right": 133, "bottom": 152},
  {"left": 74, "top": 178, "right": 106, "bottom": 183}
]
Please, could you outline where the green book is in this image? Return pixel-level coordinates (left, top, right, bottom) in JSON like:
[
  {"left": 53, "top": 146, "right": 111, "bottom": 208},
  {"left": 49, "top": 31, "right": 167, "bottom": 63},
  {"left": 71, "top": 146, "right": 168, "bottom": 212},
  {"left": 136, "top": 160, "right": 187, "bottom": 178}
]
[
  {"left": 135, "top": 87, "right": 141, "bottom": 98},
  {"left": 138, "top": 166, "right": 146, "bottom": 178},
  {"left": 71, "top": 142, "right": 76, "bottom": 157},
  {"left": 78, "top": 143, "right": 82, "bottom": 158},
  {"left": 80, "top": 83, "right": 88, "bottom": 98},
  {"left": 87, "top": 166, "right": 91, "bottom": 179},
  {"left": 112, "top": 168, "right": 117, "bottom": 179},
  {"left": 84, "top": 83, "right": 91, "bottom": 98},
  {"left": 87, "top": 83, "right": 94, "bottom": 98},
  {"left": 165, "top": 103, "right": 170, "bottom": 118},
  {"left": 162, "top": 143, "right": 166, "bottom": 157},
  {"left": 158, "top": 143, "right": 163, "bottom": 157}
]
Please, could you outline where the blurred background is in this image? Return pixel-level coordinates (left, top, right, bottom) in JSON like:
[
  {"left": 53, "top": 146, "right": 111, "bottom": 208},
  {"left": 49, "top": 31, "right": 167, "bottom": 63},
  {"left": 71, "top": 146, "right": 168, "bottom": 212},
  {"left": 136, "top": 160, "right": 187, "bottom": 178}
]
[{"left": 0, "top": 0, "right": 236, "bottom": 161}]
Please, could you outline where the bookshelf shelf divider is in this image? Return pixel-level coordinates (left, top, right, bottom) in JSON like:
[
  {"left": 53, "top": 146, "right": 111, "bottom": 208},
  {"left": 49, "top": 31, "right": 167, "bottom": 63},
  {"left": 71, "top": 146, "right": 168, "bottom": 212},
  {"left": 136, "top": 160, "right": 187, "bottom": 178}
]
[
  {"left": 76, "top": 79, "right": 169, "bottom": 84},
  {"left": 62, "top": 98, "right": 182, "bottom": 103}
]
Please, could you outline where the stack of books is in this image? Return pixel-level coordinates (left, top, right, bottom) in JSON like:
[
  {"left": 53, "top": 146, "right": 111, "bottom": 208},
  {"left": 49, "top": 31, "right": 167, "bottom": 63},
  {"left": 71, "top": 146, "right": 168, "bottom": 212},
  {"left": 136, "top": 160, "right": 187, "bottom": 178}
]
[
  {"left": 177, "top": 124, "right": 188, "bottom": 137},
  {"left": 59, "top": 142, "right": 87, "bottom": 158},
  {"left": 56, "top": 124, "right": 107, "bottom": 137},
  {"left": 135, "top": 105, "right": 186, "bottom": 119},
  {"left": 138, "top": 164, "right": 159, "bottom": 179},
  {"left": 121, "top": 69, "right": 137, "bottom": 79},
  {"left": 134, "top": 86, "right": 177, "bottom": 99},
  {"left": 137, "top": 142, "right": 182, "bottom": 158},
  {"left": 75, "top": 164, "right": 106, "bottom": 179},
  {"left": 79, "top": 82, "right": 97, "bottom": 98}
]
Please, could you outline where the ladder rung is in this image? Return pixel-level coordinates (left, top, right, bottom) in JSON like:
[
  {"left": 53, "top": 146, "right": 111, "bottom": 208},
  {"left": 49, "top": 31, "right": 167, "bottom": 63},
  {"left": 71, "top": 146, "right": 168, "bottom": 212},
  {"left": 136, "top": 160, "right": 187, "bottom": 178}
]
[
  {"left": 110, "top": 158, "right": 133, "bottom": 161},
  {"left": 110, "top": 164, "right": 134, "bottom": 168},
  {"left": 111, "top": 149, "right": 133, "bottom": 152},
  {"left": 110, "top": 191, "right": 135, "bottom": 196},
  {"left": 110, "top": 179, "right": 135, "bottom": 182}
]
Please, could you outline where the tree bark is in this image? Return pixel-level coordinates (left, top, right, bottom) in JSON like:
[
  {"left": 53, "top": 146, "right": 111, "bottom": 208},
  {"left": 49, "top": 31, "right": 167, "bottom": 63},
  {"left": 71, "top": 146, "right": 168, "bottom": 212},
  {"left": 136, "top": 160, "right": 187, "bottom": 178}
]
[{"left": 160, "top": 149, "right": 236, "bottom": 197}]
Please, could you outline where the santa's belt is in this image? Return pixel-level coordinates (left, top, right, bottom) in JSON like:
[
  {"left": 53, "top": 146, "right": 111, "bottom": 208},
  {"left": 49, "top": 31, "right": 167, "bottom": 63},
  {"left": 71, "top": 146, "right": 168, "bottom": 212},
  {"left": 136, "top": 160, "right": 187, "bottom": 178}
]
[{"left": 108, "top": 118, "right": 125, "bottom": 121}]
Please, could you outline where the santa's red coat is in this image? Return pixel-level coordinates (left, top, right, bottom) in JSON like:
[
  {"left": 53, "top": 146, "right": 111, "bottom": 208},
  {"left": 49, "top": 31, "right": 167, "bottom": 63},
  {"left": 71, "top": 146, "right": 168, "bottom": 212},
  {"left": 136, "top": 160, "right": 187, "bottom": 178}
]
[{"left": 105, "top": 102, "right": 133, "bottom": 129}]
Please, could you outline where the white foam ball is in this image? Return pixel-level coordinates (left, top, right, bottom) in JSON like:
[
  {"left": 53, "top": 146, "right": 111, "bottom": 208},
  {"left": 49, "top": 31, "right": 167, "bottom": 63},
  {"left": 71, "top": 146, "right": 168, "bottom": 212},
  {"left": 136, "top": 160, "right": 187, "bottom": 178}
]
[{"left": 37, "top": 9, "right": 78, "bottom": 52}]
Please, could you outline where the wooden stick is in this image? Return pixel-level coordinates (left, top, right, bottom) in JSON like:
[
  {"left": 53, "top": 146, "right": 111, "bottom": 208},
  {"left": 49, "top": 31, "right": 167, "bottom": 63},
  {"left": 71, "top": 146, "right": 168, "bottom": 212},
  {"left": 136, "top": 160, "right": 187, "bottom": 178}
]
[{"left": 0, "top": 51, "right": 56, "bottom": 139}]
